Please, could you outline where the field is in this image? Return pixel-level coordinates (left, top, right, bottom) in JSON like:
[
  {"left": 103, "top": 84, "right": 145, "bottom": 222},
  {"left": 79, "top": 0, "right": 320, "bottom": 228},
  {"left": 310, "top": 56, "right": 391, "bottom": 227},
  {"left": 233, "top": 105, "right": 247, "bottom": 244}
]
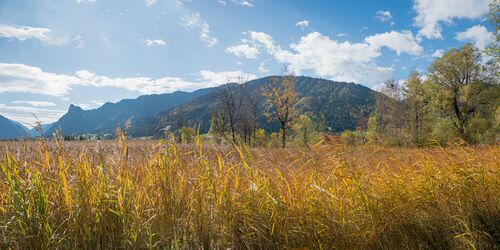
[{"left": 0, "top": 136, "right": 499, "bottom": 249}]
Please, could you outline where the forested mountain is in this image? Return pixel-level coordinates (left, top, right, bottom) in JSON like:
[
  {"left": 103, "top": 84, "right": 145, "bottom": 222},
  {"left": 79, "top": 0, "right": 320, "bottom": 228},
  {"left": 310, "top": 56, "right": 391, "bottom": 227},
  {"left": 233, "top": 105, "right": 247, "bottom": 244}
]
[
  {"left": 45, "top": 76, "right": 379, "bottom": 138},
  {"left": 132, "top": 76, "right": 378, "bottom": 137},
  {"left": 45, "top": 88, "right": 214, "bottom": 137},
  {"left": 0, "top": 115, "right": 28, "bottom": 140}
]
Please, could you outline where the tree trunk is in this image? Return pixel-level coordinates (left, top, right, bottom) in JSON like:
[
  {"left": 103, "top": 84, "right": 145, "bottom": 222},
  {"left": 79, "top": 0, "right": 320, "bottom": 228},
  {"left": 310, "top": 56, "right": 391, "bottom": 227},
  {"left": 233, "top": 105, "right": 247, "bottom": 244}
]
[
  {"left": 281, "top": 123, "right": 286, "bottom": 148},
  {"left": 304, "top": 127, "right": 309, "bottom": 149},
  {"left": 452, "top": 92, "right": 470, "bottom": 143}
]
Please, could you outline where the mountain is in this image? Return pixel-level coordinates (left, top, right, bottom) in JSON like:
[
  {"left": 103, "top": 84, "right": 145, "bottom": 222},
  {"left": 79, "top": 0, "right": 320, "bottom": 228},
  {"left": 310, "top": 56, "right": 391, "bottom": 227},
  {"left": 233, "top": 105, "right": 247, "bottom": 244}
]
[
  {"left": 47, "top": 76, "right": 380, "bottom": 138},
  {"left": 45, "top": 88, "right": 215, "bottom": 137},
  {"left": 28, "top": 123, "right": 53, "bottom": 137},
  {"left": 0, "top": 115, "right": 28, "bottom": 140},
  {"left": 135, "top": 76, "right": 379, "bottom": 136}
]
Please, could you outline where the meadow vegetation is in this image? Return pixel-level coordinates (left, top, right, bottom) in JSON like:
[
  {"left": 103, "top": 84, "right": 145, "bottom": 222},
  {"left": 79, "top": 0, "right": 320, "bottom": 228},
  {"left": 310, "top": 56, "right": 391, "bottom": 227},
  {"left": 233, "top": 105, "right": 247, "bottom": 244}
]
[{"left": 0, "top": 132, "right": 499, "bottom": 249}]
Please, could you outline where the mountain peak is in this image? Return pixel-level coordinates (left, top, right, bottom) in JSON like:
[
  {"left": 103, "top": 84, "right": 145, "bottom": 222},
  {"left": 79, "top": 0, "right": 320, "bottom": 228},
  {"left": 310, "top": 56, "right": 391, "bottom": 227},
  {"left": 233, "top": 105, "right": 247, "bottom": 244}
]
[{"left": 68, "top": 104, "right": 83, "bottom": 112}]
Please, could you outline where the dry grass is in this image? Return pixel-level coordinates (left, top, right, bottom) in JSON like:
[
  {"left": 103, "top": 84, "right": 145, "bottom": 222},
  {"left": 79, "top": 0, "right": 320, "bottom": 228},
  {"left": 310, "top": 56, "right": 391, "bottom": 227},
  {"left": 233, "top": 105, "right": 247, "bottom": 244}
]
[{"left": 0, "top": 135, "right": 499, "bottom": 249}]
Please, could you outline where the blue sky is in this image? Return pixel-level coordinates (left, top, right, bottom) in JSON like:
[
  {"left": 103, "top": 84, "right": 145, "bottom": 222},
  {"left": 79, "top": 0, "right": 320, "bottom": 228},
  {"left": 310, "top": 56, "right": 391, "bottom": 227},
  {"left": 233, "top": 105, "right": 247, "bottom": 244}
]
[{"left": 0, "top": 0, "right": 495, "bottom": 126}]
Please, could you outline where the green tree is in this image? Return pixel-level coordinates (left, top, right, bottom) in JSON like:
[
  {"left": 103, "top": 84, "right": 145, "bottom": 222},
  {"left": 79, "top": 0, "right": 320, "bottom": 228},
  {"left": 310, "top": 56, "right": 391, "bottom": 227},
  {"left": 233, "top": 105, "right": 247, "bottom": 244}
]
[
  {"left": 179, "top": 127, "right": 195, "bottom": 143},
  {"left": 365, "top": 112, "right": 379, "bottom": 144},
  {"left": 208, "top": 111, "right": 228, "bottom": 143},
  {"left": 404, "top": 70, "right": 430, "bottom": 146},
  {"left": 254, "top": 128, "right": 267, "bottom": 147},
  {"left": 428, "top": 44, "right": 499, "bottom": 144},
  {"left": 292, "top": 114, "right": 315, "bottom": 148}
]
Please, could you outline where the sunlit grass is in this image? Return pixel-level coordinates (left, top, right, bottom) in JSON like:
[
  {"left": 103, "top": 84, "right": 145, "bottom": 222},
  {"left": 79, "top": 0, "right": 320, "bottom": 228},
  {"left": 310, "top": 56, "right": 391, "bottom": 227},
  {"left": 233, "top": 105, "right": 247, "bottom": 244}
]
[{"left": 0, "top": 135, "right": 499, "bottom": 249}]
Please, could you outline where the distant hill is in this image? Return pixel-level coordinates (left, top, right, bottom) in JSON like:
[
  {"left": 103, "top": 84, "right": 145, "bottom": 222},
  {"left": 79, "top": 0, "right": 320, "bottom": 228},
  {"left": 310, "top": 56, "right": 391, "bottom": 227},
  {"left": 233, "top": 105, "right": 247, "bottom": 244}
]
[
  {"left": 46, "top": 76, "right": 379, "bottom": 138},
  {"left": 134, "top": 76, "right": 378, "bottom": 137},
  {"left": 0, "top": 115, "right": 28, "bottom": 140},
  {"left": 45, "top": 88, "right": 215, "bottom": 137}
]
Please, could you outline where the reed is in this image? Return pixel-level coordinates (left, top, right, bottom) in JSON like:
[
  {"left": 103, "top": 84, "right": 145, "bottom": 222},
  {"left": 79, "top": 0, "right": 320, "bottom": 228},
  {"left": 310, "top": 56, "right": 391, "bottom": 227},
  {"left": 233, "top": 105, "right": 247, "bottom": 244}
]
[{"left": 0, "top": 136, "right": 498, "bottom": 249}]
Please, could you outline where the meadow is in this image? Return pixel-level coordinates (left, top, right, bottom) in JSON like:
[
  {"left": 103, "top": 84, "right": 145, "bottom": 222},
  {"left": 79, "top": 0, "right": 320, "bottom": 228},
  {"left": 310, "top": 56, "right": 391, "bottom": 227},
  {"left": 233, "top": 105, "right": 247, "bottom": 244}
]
[{"left": 0, "top": 134, "right": 499, "bottom": 249}]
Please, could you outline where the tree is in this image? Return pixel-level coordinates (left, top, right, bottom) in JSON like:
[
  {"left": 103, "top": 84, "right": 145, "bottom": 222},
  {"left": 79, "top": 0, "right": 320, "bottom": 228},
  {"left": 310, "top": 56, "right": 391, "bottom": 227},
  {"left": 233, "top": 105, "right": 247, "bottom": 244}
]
[
  {"left": 179, "top": 127, "right": 195, "bottom": 143},
  {"left": 404, "top": 70, "right": 429, "bottom": 146},
  {"left": 375, "top": 78, "right": 407, "bottom": 145},
  {"left": 254, "top": 128, "right": 267, "bottom": 147},
  {"left": 428, "top": 44, "right": 499, "bottom": 144},
  {"left": 208, "top": 111, "right": 228, "bottom": 143},
  {"left": 263, "top": 68, "right": 299, "bottom": 148},
  {"left": 216, "top": 76, "right": 248, "bottom": 144},
  {"left": 365, "top": 112, "right": 379, "bottom": 143},
  {"left": 292, "top": 114, "right": 315, "bottom": 148},
  {"left": 241, "top": 86, "right": 260, "bottom": 145}
]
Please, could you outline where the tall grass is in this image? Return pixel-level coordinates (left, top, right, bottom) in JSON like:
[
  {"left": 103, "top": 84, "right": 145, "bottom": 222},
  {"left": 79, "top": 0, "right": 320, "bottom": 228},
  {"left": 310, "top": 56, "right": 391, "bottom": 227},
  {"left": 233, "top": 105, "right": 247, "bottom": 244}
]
[{"left": 0, "top": 135, "right": 499, "bottom": 249}]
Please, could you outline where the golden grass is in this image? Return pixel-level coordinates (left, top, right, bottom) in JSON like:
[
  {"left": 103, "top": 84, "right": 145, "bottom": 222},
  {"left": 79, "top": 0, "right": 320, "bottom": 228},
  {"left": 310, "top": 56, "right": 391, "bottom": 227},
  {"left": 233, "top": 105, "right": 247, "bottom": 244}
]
[{"left": 0, "top": 135, "right": 499, "bottom": 249}]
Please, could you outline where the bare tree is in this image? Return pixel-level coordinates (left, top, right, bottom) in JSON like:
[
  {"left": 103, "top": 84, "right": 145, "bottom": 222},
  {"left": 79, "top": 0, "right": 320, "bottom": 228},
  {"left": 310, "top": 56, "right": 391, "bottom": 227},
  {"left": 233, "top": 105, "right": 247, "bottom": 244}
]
[
  {"left": 216, "top": 75, "right": 247, "bottom": 144},
  {"left": 375, "top": 78, "right": 406, "bottom": 144}
]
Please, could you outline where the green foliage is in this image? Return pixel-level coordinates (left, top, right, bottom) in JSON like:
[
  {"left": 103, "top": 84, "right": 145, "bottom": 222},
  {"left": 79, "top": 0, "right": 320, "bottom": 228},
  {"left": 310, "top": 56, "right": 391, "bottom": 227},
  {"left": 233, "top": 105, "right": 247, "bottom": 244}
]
[
  {"left": 208, "top": 112, "right": 228, "bottom": 144},
  {"left": 430, "top": 118, "right": 455, "bottom": 146},
  {"left": 428, "top": 44, "right": 499, "bottom": 144},
  {"left": 340, "top": 130, "right": 365, "bottom": 146},
  {"left": 254, "top": 128, "right": 267, "bottom": 147},
  {"left": 369, "top": 44, "right": 499, "bottom": 147},
  {"left": 365, "top": 112, "right": 379, "bottom": 144},
  {"left": 292, "top": 114, "right": 316, "bottom": 147},
  {"left": 179, "top": 127, "right": 195, "bottom": 143}
]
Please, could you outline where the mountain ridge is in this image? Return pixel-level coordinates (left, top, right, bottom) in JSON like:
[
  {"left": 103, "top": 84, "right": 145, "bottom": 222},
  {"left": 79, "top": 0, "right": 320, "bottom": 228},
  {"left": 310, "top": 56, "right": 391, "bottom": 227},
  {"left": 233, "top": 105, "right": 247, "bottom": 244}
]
[
  {"left": 138, "top": 76, "right": 377, "bottom": 136},
  {"left": 45, "top": 87, "right": 216, "bottom": 136},
  {"left": 0, "top": 114, "right": 28, "bottom": 140},
  {"left": 43, "top": 76, "right": 379, "bottom": 138}
]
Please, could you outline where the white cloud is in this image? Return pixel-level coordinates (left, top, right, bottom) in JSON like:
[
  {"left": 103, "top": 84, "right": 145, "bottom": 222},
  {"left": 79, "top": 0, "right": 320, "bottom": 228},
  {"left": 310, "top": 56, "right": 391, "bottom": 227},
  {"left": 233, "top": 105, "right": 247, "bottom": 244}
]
[
  {"left": 197, "top": 70, "right": 257, "bottom": 85},
  {"left": 245, "top": 31, "right": 392, "bottom": 85},
  {"left": 73, "top": 35, "right": 85, "bottom": 48},
  {"left": 239, "top": 1, "right": 253, "bottom": 7},
  {"left": 145, "top": 0, "right": 156, "bottom": 6},
  {"left": 432, "top": 49, "right": 444, "bottom": 58},
  {"left": 12, "top": 101, "right": 57, "bottom": 107},
  {"left": 225, "top": 44, "right": 259, "bottom": 59},
  {"left": 0, "top": 63, "right": 256, "bottom": 97},
  {"left": 0, "top": 63, "right": 75, "bottom": 96},
  {"left": 218, "top": 0, "right": 254, "bottom": 7},
  {"left": 365, "top": 30, "right": 423, "bottom": 55},
  {"left": 0, "top": 23, "right": 69, "bottom": 45},
  {"left": 296, "top": 20, "right": 309, "bottom": 29},
  {"left": 76, "top": 0, "right": 96, "bottom": 3},
  {"left": 179, "top": 12, "right": 218, "bottom": 47},
  {"left": 337, "top": 33, "right": 347, "bottom": 37},
  {"left": 0, "top": 103, "right": 66, "bottom": 127},
  {"left": 258, "top": 62, "right": 270, "bottom": 73},
  {"left": 413, "top": 0, "right": 490, "bottom": 40},
  {"left": 455, "top": 25, "right": 494, "bottom": 49},
  {"left": 375, "top": 10, "right": 392, "bottom": 22},
  {"left": 227, "top": 30, "right": 424, "bottom": 85},
  {"left": 143, "top": 38, "right": 167, "bottom": 46}
]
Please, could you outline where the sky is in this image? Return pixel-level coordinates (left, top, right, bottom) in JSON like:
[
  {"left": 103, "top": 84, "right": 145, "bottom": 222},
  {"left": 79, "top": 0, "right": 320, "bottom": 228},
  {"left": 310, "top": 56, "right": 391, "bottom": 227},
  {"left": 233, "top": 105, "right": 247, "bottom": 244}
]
[{"left": 0, "top": 0, "right": 495, "bottom": 126}]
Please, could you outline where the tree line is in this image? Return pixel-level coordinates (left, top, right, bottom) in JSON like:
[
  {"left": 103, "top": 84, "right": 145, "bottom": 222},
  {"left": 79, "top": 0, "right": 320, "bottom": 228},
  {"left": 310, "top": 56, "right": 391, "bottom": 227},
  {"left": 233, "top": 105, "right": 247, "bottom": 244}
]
[{"left": 200, "top": 43, "right": 498, "bottom": 148}]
